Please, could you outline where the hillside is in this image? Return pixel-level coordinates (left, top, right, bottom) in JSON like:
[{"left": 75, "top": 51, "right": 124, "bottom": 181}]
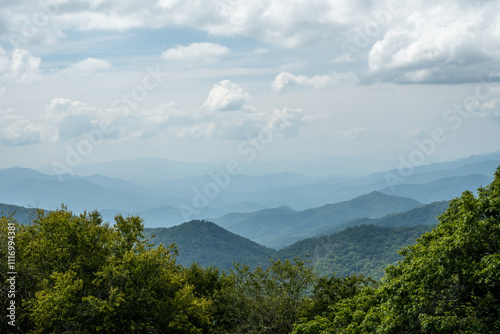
[
  {"left": 144, "top": 220, "right": 273, "bottom": 269},
  {"left": 319, "top": 200, "right": 449, "bottom": 236},
  {"left": 276, "top": 224, "right": 434, "bottom": 280},
  {"left": 0, "top": 203, "right": 39, "bottom": 224},
  {"left": 214, "top": 191, "right": 423, "bottom": 249},
  {"left": 380, "top": 174, "right": 493, "bottom": 203}
]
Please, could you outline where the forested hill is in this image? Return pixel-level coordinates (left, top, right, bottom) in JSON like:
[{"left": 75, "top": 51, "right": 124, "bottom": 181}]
[
  {"left": 144, "top": 220, "right": 273, "bottom": 269},
  {"left": 319, "top": 200, "right": 449, "bottom": 236},
  {"left": 214, "top": 191, "right": 423, "bottom": 249},
  {"left": 276, "top": 224, "right": 434, "bottom": 280},
  {"left": 0, "top": 203, "right": 38, "bottom": 224}
]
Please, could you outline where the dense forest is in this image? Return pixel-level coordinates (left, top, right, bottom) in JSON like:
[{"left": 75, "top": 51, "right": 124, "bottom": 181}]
[
  {"left": 1, "top": 168, "right": 499, "bottom": 333},
  {"left": 144, "top": 221, "right": 273, "bottom": 269},
  {"left": 276, "top": 224, "right": 434, "bottom": 280}
]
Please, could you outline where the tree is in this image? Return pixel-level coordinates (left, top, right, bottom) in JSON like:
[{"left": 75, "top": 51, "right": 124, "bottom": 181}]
[
  {"left": 213, "top": 258, "right": 316, "bottom": 334},
  {"left": 294, "top": 166, "right": 500, "bottom": 333},
  {"left": 1, "top": 207, "right": 211, "bottom": 333}
]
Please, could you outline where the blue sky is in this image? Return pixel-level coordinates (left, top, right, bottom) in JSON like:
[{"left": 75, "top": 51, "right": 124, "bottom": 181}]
[{"left": 1, "top": 0, "right": 500, "bottom": 175}]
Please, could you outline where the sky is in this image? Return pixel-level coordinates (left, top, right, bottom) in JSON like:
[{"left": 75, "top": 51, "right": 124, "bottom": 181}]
[{"left": 1, "top": 0, "right": 500, "bottom": 175}]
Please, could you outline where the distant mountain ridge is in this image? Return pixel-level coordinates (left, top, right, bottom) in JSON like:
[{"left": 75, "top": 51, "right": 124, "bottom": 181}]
[
  {"left": 1, "top": 152, "right": 497, "bottom": 228},
  {"left": 214, "top": 191, "right": 423, "bottom": 249},
  {"left": 318, "top": 200, "right": 449, "bottom": 236},
  {"left": 380, "top": 174, "right": 493, "bottom": 203}
]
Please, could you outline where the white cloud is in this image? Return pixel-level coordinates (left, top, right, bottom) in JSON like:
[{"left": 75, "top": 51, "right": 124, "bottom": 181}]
[
  {"left": 0, "top": 113, "right": 43, "bottom": 146},
  {"left": 202, "top": 80, "right": 251, "bottom": 111},
  {"left": 0, "top": 0, "right": 362, "bottom": 48},
  {"left": 58, "top": 58, "right": 111, "bottom": 76},
  {"left": 161, "top": 42, "right": 229, "bottom": 62},
  {"left": 2, "top": 1, "right": 499, "bottom": 85},
  {"left": 272, "top": 71, "right": 358, "bottom": 91},
  {"left": 465, "top": 85, "right": 500, "bottom": 122},
  {"left": 0, "top": 48, "right": 41, "bottom": 89},
  {"left": 171, "top": 107, "right": 305, "bottom": 141},
  {"left": 268, "top": 107, "right": 304, "bottom": 137},
  {"left": 366, "top": 1, "right": 500, "bottom": 83},
  {"left": 45, "top": 98, "right": 122, "bottom": 141}
]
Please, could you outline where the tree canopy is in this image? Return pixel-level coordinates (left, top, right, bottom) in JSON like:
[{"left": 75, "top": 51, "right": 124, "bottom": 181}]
[{"left": 294, "top": 166, "right": 500, "bottom": 333}]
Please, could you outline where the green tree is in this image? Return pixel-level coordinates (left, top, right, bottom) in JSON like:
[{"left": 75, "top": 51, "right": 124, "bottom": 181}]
[
  {"left": 299, "top": 274, "right": 377, "bottom": 321},
  {"left": 1, "top": 207, "right": 211, "bottom": 333},
  {"left": 294, "top": 166, "right": 500, "bottom": 333},
  {"left": 214, "top": 258, "right": 315, "bottom": 334}
]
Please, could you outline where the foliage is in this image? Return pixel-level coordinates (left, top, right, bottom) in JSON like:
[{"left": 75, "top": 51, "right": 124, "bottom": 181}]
[
  {"left": 277, "top": 224, "right": 433, "bottom": 280},
  {"left": 293, "top": 166, "right": 500, "bottom": 333},
  {"left": 1, "top": 207, "right": 210, "bottom": 333},
  {"left": 212, "top": 258, "right": 316, "bottom": 334}
]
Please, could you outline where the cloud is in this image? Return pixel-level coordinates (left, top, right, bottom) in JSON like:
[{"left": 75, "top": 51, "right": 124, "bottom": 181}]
[
  {"left": 0, "top": 113, "right": 43, "bottom": 146},
  {"left": 272, "top": 71, "right": 359, "bottom": 91},
  {"left": 45, "top": 98, "right": 121, "bottom": 141},
  {"left": 58, "top": 58, "right": 111, "bottom": 76},
  {"left": 202, "top": 80, "right": 251, "bottom": 111},
  {"left": 28, "top": 88, "right": 306, "bottom": 144},
  {"left": 128, "top": 101, "right": 211, "bottom": 139},
  {"left": 161, "top": 42, "right": 229, "bottom": 62},
  {"left": 464, "top": 85, "right": 500, "bottom": 122},
  {"left": 44, "top": 98, "right": 210, "bottom": 142},
  {"left": 366, "top": 1, "right": 500, "bottom": 83},
  {"left": 0, "top": 47, "right": 41, "bottom": 91},
  {"left": 0, "top": 0, "right": 362, "bottom": 48},
  {"left": 268, "top": 107, "right": 304, "bottom": 137},
  {"left": 3, "top": 1, "right": 499, "bottom": 84},
  {"left": 171, "top": 107, "right": 305, "bottom": 140}
]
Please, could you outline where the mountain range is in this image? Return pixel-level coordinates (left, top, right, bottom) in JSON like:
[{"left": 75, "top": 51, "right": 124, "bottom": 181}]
[
  {"left": 213, "top": 191, "right": 423, "bottom": 249},
  {"left": 1, "top": 152, "right": 498, "bottom": 229},
  {"left": 0, "top": 189, "right": 460, "bottom": 280},
  {"left": 143, "top": 196, "right": 448, "bottom": 278}
]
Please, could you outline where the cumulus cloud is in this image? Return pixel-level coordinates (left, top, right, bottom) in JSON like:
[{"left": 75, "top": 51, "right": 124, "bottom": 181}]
[
  {"left": 161, "top": 43, "right": 229, "bottom": 62},
  {"left": 202, "top": 80, "right": 251, "bottom": 111},
  {"left": 0, "top": 0, "right": 361, "bottom": 48},
  {"left": 0, "top": 112, "right": 43, "bottom": 146},
  {"left": 268, "top": 107, "right": 304, "bottom": 137},
  {"left": 44, "top": 98, "right": 211, "bottom": 142},
  {"left": 129, "top": 101, "right": 212, "bottom": 139},
  {"left": 171, "top": 107, "right": 305, "bottom": 140},
  {"left": 2, "top": 1, "right": 499, "bottom": 84},
  {"left": 45, "top": 98, "right": 122, "bottom": 141},
  {"left": 272, "top": 71, "right": 358, "bottom": 91},
  {"left": 37, "top": 90, "right": 306, "bottom": 143},
  {"left": 0, "top": 47, "right": 41, "bottom": 91},
  {"left": 58, "top": 58, "right": 111, "bottom": 76},
  {"left": 366, "top": 2, "right": 500, "bottom": 83},
  {"left": 462, "top": 85, "right": 500, "bottom": 122}
]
